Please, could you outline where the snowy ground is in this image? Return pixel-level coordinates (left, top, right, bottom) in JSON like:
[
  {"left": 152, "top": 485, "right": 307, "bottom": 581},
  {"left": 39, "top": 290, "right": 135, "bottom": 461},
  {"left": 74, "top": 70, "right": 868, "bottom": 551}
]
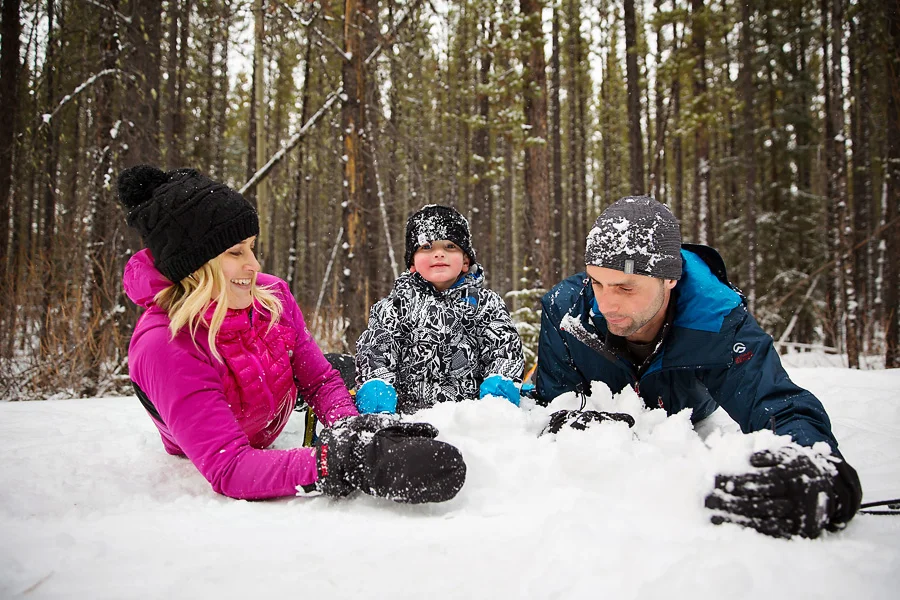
[{"left": 2, "top": 361, "right": 899, "bottom": 599}]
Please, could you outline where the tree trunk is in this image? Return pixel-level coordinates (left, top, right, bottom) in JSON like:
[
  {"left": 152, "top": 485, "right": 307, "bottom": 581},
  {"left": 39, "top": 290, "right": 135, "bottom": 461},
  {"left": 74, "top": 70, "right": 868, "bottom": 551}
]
[
  {"left": 550, "top": 2, "right": 562, "bottom": 281},
  {"left": 673, "top": 29, "right": 683, "bottom": 220},
  {"left": 253, "top": 0, "right": 268, "bottom": 259},
  {"left": 651, "top": 0, "right": 665, "bottom": 204},
  {"left": 39, "top": 0, "right": 60, "bottom": 352},
  {"left": 340, "top": 0, "right": 372, "bottom": 345},
  {"left": 691, "top": 0, "right": 709, "bottom": 244},
  {"left": 624, "top": 0, "right": 644, "bottom": 194},
  {"left": 739, "top": 0, "right": 758, "bottom": 311},
  {"left": 213, "top": 0, "right": 233, "bottom": 178},
  {"left": 833, "top": 0, "right": 858, "bottom": 367},
  {"left": 83, "top": 7, "right": 119, "bottom": 396},
  {"left": 173, "top": 0, "right": 192, "bottom": 168},
  {"left": 288, "top": 29, "right": 314, "bottom": 297},
  {"left": 849, "top": 4, "right": 873, "bottom": 352},
  {"left": 473, "top": 16, "right": 494, "bottom": 279},
  {"left": 122, "top": 0, "right": 162, "bottom": 167},
  {"left": 164, "top": 0, "right": 179, "bottom": 167},
  {"left": 520, "top": 0, "right": 551, "bottom": 290},
  {"left": 0, "top": 0, "right": 21, "bottom": 292},
  {"left": 884, "top": 0, "right": 900, "bottom": 368}
]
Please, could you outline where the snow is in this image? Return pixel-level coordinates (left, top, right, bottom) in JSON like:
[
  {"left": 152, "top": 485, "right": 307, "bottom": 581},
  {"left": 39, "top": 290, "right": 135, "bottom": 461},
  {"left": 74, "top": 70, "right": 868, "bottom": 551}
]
[{"left": 2, "top": 363, "right": 899, "bottom": 599}]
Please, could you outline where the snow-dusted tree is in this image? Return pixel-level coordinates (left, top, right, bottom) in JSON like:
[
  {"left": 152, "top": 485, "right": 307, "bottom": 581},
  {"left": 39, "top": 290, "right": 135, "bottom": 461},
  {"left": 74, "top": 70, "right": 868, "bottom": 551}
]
[
  {"left": 884, "top": 1, "right": 900, "bottom": 368},
  {"left": 624, "top": 0, "right": 645, "bottom": 195},
  {"left": 520, "top": 0, "right": 552, "bottom": 291}
]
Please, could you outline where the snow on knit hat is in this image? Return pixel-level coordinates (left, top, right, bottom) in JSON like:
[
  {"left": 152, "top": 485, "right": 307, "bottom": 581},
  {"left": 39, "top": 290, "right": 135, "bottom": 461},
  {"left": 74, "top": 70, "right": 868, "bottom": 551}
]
[
  {"left": 117, "top": 165, "right": 259, "bottom": 284},
  {"left": 585, "top": 195, "right": 683, "bottom": 280},
  {"left": 404, "top": 204, "right": 477, "bottom": 268}
]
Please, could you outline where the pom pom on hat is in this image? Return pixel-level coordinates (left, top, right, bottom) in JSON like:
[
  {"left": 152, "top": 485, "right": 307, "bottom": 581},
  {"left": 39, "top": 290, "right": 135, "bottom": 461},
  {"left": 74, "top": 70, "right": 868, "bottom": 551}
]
[{"left": 117, "top": 165, "right": 169, "bottom": 210}]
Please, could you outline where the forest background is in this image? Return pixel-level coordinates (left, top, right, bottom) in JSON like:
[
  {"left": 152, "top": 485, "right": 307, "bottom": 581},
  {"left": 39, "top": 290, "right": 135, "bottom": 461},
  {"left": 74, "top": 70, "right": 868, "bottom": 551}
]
[{"left": 1, "top": 0, "right": 898, "bottom": 401}]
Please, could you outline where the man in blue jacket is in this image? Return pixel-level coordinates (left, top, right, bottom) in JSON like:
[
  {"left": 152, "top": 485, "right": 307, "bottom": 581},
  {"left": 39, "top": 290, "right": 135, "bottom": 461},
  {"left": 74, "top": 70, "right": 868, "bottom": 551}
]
[{"left": 535, "top": 195, "right": 862, "bottom": 539}]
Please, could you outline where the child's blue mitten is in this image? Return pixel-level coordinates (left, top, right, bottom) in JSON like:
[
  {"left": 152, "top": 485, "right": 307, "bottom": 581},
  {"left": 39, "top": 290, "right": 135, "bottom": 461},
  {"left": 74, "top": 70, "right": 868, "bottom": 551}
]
[
  {"left": 479, "top": 375, "right": 520, "bottom": 407},
  {"left": 355, "top": 379, "right": 398, "bottom": 414}
]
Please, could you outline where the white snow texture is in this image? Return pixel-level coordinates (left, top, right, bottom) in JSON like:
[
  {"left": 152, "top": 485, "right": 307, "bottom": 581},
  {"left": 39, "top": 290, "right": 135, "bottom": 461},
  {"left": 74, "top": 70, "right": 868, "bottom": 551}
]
[{"left": 1, "top": 360, "right": 899, "bottom": 599}]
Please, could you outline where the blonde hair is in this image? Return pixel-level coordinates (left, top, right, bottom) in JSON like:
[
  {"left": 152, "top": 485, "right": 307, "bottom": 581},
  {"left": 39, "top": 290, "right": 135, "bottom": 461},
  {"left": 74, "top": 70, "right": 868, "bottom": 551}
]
[{"left": 154, "top": 256, "right": 283, "bottom": 362}]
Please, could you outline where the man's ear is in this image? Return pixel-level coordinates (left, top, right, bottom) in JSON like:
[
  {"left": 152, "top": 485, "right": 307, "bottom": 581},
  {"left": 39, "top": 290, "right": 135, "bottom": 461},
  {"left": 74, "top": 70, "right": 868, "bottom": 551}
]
[{"left": 665, "top": 278, "right": 677, "bottom": 290}]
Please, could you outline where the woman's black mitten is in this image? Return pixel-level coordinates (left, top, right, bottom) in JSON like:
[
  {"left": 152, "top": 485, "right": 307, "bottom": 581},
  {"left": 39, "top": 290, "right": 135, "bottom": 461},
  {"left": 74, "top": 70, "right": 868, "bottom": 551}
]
[{"left": 308, "top": 415, "right": 466, "bottom": 504}]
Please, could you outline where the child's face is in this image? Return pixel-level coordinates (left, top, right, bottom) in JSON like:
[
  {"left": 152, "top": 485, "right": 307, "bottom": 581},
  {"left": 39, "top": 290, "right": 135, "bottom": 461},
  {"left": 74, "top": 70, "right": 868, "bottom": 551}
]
[{"left": 410, "top": 240, "right": 470, "bottom": 291}]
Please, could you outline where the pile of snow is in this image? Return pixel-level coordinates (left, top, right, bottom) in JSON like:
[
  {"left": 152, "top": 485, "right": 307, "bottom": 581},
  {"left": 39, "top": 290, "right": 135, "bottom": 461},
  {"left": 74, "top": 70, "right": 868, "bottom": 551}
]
[{"left": 2, "top": 365, "right": 899, "bottom": 599}]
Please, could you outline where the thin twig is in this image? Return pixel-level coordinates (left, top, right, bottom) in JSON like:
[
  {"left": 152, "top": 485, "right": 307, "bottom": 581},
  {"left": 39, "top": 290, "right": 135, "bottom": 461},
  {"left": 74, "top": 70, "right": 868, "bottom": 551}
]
[{"left": 313, "top": 226, "right": 345, "bottom": 327}]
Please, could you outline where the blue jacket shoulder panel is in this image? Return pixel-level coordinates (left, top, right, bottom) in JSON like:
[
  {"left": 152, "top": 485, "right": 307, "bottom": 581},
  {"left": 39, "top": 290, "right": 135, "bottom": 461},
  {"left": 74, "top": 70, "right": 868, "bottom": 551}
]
[{"left": 534, "top": 246, "right": 840, "bottom": 453}]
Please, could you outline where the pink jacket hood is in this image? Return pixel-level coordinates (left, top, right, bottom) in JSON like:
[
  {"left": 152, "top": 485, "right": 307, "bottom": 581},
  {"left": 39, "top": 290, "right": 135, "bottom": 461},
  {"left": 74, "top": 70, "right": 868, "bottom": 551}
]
[{"left": 124, "top": 248, "right": 173, "bottom": 309}]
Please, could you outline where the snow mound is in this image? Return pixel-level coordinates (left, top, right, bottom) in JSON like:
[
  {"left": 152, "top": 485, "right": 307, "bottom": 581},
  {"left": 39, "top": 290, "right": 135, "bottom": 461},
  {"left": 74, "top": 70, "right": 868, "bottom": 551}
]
[{"left": 1, "top": 366, "right": 899, "bottom": 599}]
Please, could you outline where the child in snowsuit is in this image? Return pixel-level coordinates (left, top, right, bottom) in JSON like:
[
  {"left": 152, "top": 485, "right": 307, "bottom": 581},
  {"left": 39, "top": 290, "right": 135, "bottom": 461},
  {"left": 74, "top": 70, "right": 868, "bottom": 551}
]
[
  {"left": 355, "top": 204, "right": 525, "bottom": 414},
  {"left": 119, "top": 166, "right": 465, "bottom": 503}
]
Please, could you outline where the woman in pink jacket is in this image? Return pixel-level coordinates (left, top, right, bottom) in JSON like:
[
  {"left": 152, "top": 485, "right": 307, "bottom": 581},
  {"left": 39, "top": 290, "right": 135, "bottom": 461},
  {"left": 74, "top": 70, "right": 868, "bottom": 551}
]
[{"left": 119, "top": 165, "right": 466, "bottom": 502}]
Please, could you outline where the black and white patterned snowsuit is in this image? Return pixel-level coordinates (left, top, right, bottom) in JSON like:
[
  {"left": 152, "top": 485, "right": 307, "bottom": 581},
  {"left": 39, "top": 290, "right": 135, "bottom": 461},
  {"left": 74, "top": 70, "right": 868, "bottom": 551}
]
[{"left": 355, "top": 267, "right": 524, "bottom": 414}]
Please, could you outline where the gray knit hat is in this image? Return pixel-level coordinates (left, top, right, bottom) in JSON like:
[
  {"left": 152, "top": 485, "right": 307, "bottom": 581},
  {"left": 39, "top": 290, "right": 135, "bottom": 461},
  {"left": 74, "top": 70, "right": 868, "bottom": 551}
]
[{"left": 585, "top": 196, "right": 683, "bottom": 280}]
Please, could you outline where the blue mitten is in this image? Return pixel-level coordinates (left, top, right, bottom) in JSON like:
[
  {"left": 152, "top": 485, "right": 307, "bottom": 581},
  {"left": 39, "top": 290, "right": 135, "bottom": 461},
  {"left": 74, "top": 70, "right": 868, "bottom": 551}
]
[
  {"left": 479, "top": 375, "right": 520, "bottom": 407},
  {"left": 355, "top": 379, "right": 398, "bottom": 414}
]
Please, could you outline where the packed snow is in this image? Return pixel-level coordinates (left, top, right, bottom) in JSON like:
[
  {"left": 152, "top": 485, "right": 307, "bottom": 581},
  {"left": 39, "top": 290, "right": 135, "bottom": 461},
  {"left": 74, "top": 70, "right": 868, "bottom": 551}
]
[{"left": 2, "top": 359, "right": 899, "bottom": 599}]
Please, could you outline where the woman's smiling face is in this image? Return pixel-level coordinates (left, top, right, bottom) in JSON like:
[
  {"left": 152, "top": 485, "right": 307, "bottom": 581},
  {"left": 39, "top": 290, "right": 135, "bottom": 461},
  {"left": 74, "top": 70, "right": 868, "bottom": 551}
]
[{"left": 217, "top": 236, "right": 260, "bottom": 309}]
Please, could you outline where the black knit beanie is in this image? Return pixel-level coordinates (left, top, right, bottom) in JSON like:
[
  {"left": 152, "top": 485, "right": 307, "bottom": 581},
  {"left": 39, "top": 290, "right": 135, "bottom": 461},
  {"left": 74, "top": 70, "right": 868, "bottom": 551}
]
[
  {"left": 404, "top": 205, "right": 476, "bottom": 268},
  {"left": 585, "top": 195, "right": 683, "bottom": 280},
  {"left": 117, "top": 165, "right": 259, "bottom": 283}
]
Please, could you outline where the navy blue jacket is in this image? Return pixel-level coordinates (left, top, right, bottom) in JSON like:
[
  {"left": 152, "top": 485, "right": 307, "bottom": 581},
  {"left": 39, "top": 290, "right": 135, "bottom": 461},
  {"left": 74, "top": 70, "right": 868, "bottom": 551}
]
[{"left": 535, "top": 245, "right": 840, "bottom": 453}]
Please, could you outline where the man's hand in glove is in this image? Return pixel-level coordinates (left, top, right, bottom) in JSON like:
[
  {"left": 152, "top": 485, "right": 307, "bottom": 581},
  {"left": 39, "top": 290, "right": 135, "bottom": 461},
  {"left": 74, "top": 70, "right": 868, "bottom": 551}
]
[
  {"left": 705, "top": 445, "right": 862, "bottom": 539},
  {"left": 304, "top": 414, "right": 467, "bottom": 504},
  {"left": 540, "top": 409, "right": 635, "bottom": 436}
]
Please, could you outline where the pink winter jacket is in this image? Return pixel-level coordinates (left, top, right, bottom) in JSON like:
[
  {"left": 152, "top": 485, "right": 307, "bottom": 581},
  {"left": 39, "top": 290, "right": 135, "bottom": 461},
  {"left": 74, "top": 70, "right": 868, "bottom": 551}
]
[{"left": 124, "top": 249, "right": 358, "bottom": 499}]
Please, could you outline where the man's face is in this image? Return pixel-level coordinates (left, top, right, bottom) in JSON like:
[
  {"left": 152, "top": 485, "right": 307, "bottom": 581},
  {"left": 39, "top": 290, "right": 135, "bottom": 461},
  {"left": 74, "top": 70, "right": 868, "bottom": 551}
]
[{"left": 586, "top": 265, "right": 676, "bottom": 342}]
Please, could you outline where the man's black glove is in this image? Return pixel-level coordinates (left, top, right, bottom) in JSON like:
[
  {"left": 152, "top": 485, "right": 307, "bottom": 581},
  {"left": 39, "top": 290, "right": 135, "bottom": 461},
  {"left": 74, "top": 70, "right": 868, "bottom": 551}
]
[
  {"left": 307, "top": 414, "right": 467, "bottom": 504},
  {"left": 704, "top": 446, "right": 862, "bottom": 539},
  {"left": 540, "top": 409, "right": 635, "bottom": 436}
]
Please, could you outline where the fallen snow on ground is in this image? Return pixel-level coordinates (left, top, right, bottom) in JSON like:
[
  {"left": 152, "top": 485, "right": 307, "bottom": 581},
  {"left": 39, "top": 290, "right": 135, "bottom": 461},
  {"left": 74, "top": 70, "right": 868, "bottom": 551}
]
[{"left": 1, "top": 365, "right": 899, "bottom": 599}]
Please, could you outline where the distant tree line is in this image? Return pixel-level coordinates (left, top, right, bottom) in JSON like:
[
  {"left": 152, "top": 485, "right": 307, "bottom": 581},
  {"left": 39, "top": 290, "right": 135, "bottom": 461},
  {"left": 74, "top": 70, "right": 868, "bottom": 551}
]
[{"left": 1, "top": 0, "right": 898, "bottom": 399}]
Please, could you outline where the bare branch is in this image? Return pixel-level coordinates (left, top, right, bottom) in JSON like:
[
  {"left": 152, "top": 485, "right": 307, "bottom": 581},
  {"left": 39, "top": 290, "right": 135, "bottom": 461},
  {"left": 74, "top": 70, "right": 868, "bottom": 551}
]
[
  {"left": 312, "top": 26, "right": 352, "bottom": 61},
  {"left": 239, "top": 87, "right": 343, "bottom": 195},
  {"left": 82, "top": 0, "right": 132, "bottom": 25},
  {"left": 313, "top": 225, "right": 345, "bottom": 327},
  {"left": 365, "top": 0, "right": 428, "bottom": 65},
  {"left": 40, "top": 69, "right": 130, "bottom": 126}
]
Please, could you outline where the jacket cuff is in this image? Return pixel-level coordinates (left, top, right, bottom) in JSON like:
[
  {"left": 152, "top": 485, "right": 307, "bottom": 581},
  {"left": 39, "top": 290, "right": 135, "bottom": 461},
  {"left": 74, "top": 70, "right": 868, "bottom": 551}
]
[{"left": 829, "top": 458, "right": 863, "bottom": 526}]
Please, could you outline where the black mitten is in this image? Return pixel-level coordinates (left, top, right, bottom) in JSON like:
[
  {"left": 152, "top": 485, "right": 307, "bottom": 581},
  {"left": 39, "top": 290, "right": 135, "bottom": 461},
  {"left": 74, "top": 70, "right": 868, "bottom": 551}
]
[
  {"left": 704, "top": 446, "right": 862, "bottom": 539},
  {"left": 308, "top": 415, "right": 466, "bottom": 504},
  {"left": 541, "top": 409, "right": 635, "bottom": 436}
]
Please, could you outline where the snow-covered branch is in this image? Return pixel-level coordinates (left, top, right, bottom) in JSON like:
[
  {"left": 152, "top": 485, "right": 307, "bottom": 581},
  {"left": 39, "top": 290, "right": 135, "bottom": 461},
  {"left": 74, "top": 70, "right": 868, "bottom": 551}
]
[
  {"left": 364, "top": 0, "right": 427, "bottom": 66},
  {"left": 82, "top": 0, "right": 132, "bottom": 25},
  {"left": 313, "top": 226, "right": 345, "bottom": 327},
  {"left": 239, "top": 88, "right": 343, "bottom": 195},
  {"left": 40, "top": 69, "right": 126, "bottom": 125}
]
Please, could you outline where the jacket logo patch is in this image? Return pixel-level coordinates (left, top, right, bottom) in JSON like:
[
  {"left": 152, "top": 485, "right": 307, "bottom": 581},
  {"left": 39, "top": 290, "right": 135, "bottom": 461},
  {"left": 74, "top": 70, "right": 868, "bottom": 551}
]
[
  {"left": 733, "top": 341, "right": 753, "bottom": 364},
  {"left": 657, "top": 397, "right": 664, "bottom": 409}
]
